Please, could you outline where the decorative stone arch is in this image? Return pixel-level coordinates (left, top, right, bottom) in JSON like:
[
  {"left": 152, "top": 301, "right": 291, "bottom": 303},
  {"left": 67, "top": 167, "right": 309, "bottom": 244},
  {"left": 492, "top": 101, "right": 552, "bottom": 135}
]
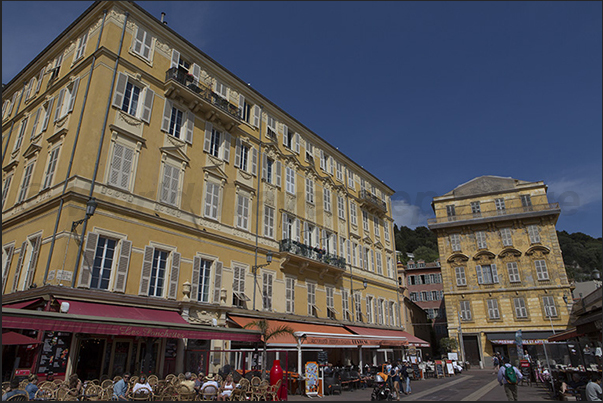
[
  {"left": 525, "top": 245, "right": 551, "bottom": 257},
  {"left": 472, "top": 250, "right": 496, "bottom": 261},
  {"left": 446, "top": 253, "right": 470, "bottom": 265},
  {"left": 498, "top": 247, "right": 522, "bottom": 260}
]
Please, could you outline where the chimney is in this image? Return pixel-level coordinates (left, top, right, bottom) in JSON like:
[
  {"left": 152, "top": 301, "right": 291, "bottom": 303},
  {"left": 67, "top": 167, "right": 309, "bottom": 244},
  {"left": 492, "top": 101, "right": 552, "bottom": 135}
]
[{"left": 161, "top": 12, "right": 166, "bottom": 24}]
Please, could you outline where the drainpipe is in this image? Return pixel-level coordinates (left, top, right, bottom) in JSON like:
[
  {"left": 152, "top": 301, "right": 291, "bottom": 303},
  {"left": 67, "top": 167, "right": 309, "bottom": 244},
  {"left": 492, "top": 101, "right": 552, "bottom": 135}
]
[
  {"left": 345, "top": 165, "right": 356, "bottom": 321},
  {"left": 1, "top": 81, "right": 26, "bottom": 165},
  {"left": 43, "top": 9, "right": 108, "bottom": 284},
  {"left": 252, "top": 105, "right": 264, "bottom": 311},
  {"left": 71, "top": 11, "right": 129, "bottom": 287}
]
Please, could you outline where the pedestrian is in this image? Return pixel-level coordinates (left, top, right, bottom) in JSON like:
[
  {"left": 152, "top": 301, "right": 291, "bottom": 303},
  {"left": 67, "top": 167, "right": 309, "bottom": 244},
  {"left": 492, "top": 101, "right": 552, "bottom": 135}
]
[
  {"left": 401, "top": 361, "right": 412, "bottom": 395},
  {"left": 391, "top": 361, "right": 401, "bottom": 400},
  {"left": 497, "top": 356, "right": 523, "bottom": 401},
  {"left": 586, "top": 373, "right": 602, "bottom": 401},
  {"left": 493, "top": 353, "right": 500, "bottom": 374}
]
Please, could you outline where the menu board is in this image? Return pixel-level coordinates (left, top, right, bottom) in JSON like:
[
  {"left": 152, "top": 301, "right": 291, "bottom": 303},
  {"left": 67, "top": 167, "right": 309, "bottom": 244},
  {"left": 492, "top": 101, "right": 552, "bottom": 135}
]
[
  {"left": 305, "top": 361, "right": 319, "bottom": 397},
  {"left": 435, "top": 360, "right": 445, "bottom": 378},
  {"left": 37, "top": 331, "right": 72, "bottom": 375}
]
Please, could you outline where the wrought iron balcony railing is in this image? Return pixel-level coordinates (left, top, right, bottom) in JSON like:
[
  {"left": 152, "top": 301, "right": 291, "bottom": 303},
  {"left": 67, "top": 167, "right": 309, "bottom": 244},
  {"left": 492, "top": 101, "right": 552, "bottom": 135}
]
[
  {"left": 359, "top": 190, "right": 387, "bottom": 212},
  {"left": 427, "top": 203, "right": 560, "bottom": 226},
  {"left": 165, "top": 67, "right": 241, "bottom": 121},
  {"left": 279, "top": 239, "right": 346, "bottom": 269}
]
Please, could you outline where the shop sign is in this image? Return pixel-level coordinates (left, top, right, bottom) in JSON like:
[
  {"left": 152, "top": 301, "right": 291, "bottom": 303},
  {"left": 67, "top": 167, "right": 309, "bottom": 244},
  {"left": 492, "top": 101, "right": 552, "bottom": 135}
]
[{"left": 305, "top": 361, "right": 319, "bottom": 397}]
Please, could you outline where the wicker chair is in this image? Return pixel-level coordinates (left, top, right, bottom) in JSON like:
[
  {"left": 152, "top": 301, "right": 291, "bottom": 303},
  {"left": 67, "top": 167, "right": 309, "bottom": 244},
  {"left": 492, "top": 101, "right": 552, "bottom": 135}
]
[
  {"left": 35, "top": 386, "right": 57, "bottom": 400},
  {"left": 200, "top": 384, "right": 219, "bottom": 401},
  {"left": 176, "top": 384, "right": 196, "bottom": 401},
  {"left": 128, "top": 389, "right": 153, "bottom": 401},
  {"left": 165, "top": 374, "right": 177, "bottom": 385},
  {"left": 159, "top": 385, "right": 180, "bottom": 401},
  {"left": 82, "top": 383, "right": 103, "bottom": 401},
  {"left": 100, "top": 379, "right": 113, "bottom": 389},
  {"left": 6, "top": 393, "right": 29, "bottom": 401},
  {"left": 56, "top": 386, "right": 79, "bottom": 401},
  {"left": 265, "top": 379, "right": 281, "bottom": 401}
]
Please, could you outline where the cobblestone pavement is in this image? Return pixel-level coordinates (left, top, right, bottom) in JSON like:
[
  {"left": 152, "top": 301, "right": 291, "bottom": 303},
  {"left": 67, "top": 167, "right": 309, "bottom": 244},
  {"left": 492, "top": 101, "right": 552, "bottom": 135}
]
[{"left": 286, "top": 368, "right": 556, "bottom": 401}]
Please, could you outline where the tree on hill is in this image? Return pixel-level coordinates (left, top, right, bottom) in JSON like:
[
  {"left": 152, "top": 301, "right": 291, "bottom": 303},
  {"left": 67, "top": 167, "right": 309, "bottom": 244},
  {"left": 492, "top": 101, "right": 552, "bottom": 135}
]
[{"left": 557, "top": 230, "right": 602, "bottom": 281}]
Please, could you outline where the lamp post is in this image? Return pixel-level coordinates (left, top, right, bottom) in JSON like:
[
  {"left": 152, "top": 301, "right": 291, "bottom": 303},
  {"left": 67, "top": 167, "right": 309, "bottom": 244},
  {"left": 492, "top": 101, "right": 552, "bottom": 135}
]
[
  {"left": 252, "top": 252, "right": 273, "bottom": 311},
  {"left": 70, "top": 197, "right": 99, "bottom": 287},
  {"left": 352, "top": 278, "right": 368, "bottom": 293},
  {"left": 71, "top": 197, "right": 98, "bottom": 232},
  {"left": 458, "top": 311, "right": 466, "bottom": 367}
]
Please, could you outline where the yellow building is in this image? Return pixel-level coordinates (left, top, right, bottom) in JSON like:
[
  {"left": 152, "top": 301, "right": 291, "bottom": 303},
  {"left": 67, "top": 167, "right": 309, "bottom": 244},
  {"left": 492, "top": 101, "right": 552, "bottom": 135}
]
[
  {"left": 428, "top": 176, "right": 572, "bottom": 367},
  {"left": 2, "top": 1, "right": 409, "bottom": 379}
]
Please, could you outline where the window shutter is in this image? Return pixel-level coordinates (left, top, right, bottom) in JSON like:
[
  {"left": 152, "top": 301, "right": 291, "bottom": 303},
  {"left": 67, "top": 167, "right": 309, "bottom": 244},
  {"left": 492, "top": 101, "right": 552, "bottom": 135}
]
[
  {"left": 275, "top": 161, "right": 282, "bottom": 187},
  {"left": 2, "top": 245, "right": 14, "bottom": 290},
  {"left": 66, "top": 77, "right": 80, "bottom": 113},
  {"left": 54, "top": 88, "right": 66, "bottom": 122},
  {"left": 133, "top": 27, "right": 144, "bottom": 55},
  {"left": 35, "top": 67, "right": 46, "bottom": 94},
  {"left": 109, "top": 143, "right": 123, "bottom": 186},
  {"left": 295, "top": 218, "right": 301, "bottom": 242},
  {"left": 491, "top": 264, "right": 499, "bottom": 283},
  {"left": 191, "top": 256, "right": 201, "bottom": 301},
  {"left": 303, "top": 222, "right": 309, "bottom": 245},
  {"left": 251, "top": 147, "right": 258, "bottom": 176},
  {"left": 161, "top": 99, "right": 173, "bottom": 132},
  {"left": 41, "top": 97, "right": 55, "bottom": 131},
  {"left": 78, "top": 232, "right": 99, "bottom": 288},
  {"left": 238, "top": 94, "right": 245, "bottom": 116},
  {"left": 161, "top": 165, "right": 172, "bottom": 203},
  {"left": 234, "top": 138, "right": 242, "bottom": 168},
  {"left": 169, "top": 166, "right": 180, "bottom": 205},
  {"left": 295, "top": 133, "right": 300, "bottom": 153},
  {"left": 191, "top": 63, "right": 201, "bottom": 86},
  {"left": 142, "top": 29, "right": 152, "bottom": 59},
  {"left": 168, "top": 252, "right": 180, "bottom": 299},
  {"left": 113, "top": 239, "right": 131, "bottom": 293},
  {"left": 170, "top": 49, "right": 180, "bottom": 69},
  {"left": 120, "top": 147, "right": 133, "bottom": 189},
  {"left": 141, "top": 88, "right": 154, "bottom": 123},
  {"left": 282, "top": 124, "right": 288, "bottom": 146},
  {"left": 30, "top": 108, "right": 42, "bottom": 139},
  {"left": 223, "top": 132, "right": 231, "bottom": 162},
  {"left": 213, "top": 261, "right": 223, "bottom": 303},
  {"left": 252, "top": 105, "right": 260, "bottom": 127},
  {"left": 320, "top": 150, "right": 325, "bottom": 170},
  {"left": 74, "top": 32, "right": 88, "bottom": 61},
  {"left": 24, "top": 236, "right": 41, "bottom": 289},
  {"left": 262, "top": 154, "right": 269, "bottom": 180},
  {"left": 12, "top": 241, "right": 27, "bottom": 292},
  {"left": 282, "top": 213, "right": 288, "bottom": 240},
  {"left": 476, "top": 265, "right": 483, "bottom": 284},
  {"left": 204, "top": 121, "right": 212, "bottom": 153},
  {"left": 185, "top": 111, "right": 194, "bottom": 144},
  {"left": 112, "top": 73, "right": 128, "bottom": 108}
]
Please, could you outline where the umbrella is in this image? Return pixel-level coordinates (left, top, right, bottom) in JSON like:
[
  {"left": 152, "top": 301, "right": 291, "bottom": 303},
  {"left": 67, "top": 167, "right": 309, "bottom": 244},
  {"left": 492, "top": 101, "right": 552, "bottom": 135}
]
[{"left": 2, "top": 331, "right": 41, "bottom": 345}]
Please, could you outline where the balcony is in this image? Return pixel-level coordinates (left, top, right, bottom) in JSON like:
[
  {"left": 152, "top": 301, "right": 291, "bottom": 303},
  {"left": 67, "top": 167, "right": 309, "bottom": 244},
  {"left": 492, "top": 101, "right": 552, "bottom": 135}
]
[
  {"left": 427, "top": 203, "right": 561, "bottom": 229},
  {"left": 279, "top": 239, "right": 346, "bottom": 270},
  {"left": 359, "top": 190, "right": 387, "bottom": 215},
  {"left": 165, "top": 67, "right": 241, "bottom": 129}
]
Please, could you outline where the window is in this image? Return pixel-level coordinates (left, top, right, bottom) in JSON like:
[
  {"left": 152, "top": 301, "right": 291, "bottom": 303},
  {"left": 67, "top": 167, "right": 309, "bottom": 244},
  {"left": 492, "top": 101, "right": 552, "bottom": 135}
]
[
  {"left": 266, "top": 115, "right": 277, "bottom": 139},
  {"left": 14, "top": 235, "right": 42, "bottom": 291},
  {"left": 305, "top": 178, "right": 314, "bottom": 204},
  {"left": 307, "top": 283, "right": 318, "bottom": 317},
  {"left": 495, "top": 198, "right": 506, "bottom": 214},
  {"left": 543, "top": 296, "right": 557, "bottom": 317},
  {"left": 337, "top": 196, "right": 345, "bottom": 219},
  {"left": 323, "top": 187, "right": 331, "bottom": 212},
  {"left": 204, "top": 182, "right": 220, "bottom": 220},
  {"left": 347, "top": 169, "right": 355, "bottom": 189},
  {"left": 376, "top": 252, "right": 383, "bottom": 275},
  {"left": 2, "top": 244, "right": 15, "bottom": 292},
  {"left": 535, "top": 260, "right": 549, "bottom": 280},
  {"left": 13, "top": 117, "right": 28, "bottom": 152},
  {"left": 132, "top": 25, "right": 153, "bottom": 60},
  {"left": 49, "top": 53, "right": 63, "bottom": 82},
  {"left": 377, "top": 298, "right": 384, "bottom": 325},
  {"left": 41, "top": 146, "right": 61, "bottom": 190},
  {"left": 17, "top": 162, "right": 35, "bottom": 203},
  {"left": 239, "top": 96, "right": 251, "bottom": 123},
  {"left": 354, "top": 293, "right": 362, "bottom": 322},
  {"left": 232, "top": 265, "right": 250, "bottom": 307},
  {"left": 192, "top": 258, "right": 212, "bottom": 303},
  {"left": 389, "top": 301, "right": 396, "bottom": 326},
  {"left": 384, "top": 221, "right": 390, "bottom": 242},
  {"left": 432, "top": 291, "right": 438, "bottom": 301},
  {"left": 235, "top": 139, "right": 257, "bottom": 174},
  {"left": 370, "top": 249, "right": 375, "bottom": 272},
  {"left": 476, "top": 231, "right": 487, "bottom": 249},
  {"left": 326, "top": 286, "right": 337, "bottom": 319},
  {"left": 285, "top": 166, "right": 296, "bottom": 194},
  {"left": 285, "top": 277, "right": 295, "bottom": 313},
  {"left": 210, "top": 128, "right": 221, "bottom": 157},
  {"left": 460, "top": 300, "right": 472, "bottom": 321},
  {"left": 336, "top": 161, "right": 343, "bottom": 182},
  {"left": 487, "top": 299, "right": 500, "bottom": 319},
  {"left": 514, "top": 298, "right": 528, "bottom": 319},
  {"left": 521, "top": 194, "right": 533, "bottom": 211},
  {"left": 421, "top": 291, "right": 429, "bottom": 301},
  {"left": 366, "top": 296, "right": 374, "bottom": 323},
  {"left": 2, "top": 175, "right": 13, "bottom": 210},
  {"left": 455, "top": 267, "right": 467, "bottom": 286},
  {"left": 90, "top": 236, "right": 116, "bottom": 290},
  {"left": 320, "top": 150, "right": 329, "bottom": 171},
  {"left": 476, "top": 264, "right": 499, "bottom": 284},
  {"left": 387, "top": 256, "right": 393, "bottom": 278},
  {"left": 282, "top": 125, "right": 300, "bottom": 153},
  {"left": 342, "top": 289, "right": 351, "bottom": 321},
  {"left": 507, "top": 262, "right": 521, "bottom": 282},
  {"left": 305, "top": 140, "right": 314, "bottom": 162},
  {"left": 352, "top": 242, "right": 357, "bottom": 267},
  {"left": 471, "top": 201, "right": 481, "bottom": 217},
  {"left": 500, "top": 228, "right": 513, "bottom": 247},
  {"left": 262, "top": 272, "right": 274, "bottom": 311},
  {"left": 73, "top": 31, "right": 88, "bottom": 62},
  {"left": 446, "top": 205, "right": 456, "bottom": 220},
  {"left": 215, "top": 79, "right": 228, "bottom": 100},
  {"left": 418, "top": 261, "right": 426, "bottom": 269},
  {"left": 527, "top": 225, "right": 541, "bottom": 244},
  {"left": 350, "top": 202, "right": 357, "bottom": 226},
  {"left": 148, "top": 249, "right": 168, "bottom": 297},
  {"left": 113, "top": 74, "right": 154, "bottom": 123},
  {"left": 362, "top": 210, "right": 369, "bottom": 231},
  {"left": 450, "top": 233, "right": 461, "bottom": 252},
  {"left": 160, "top": 164, "right": 181, "bottom": 207},
  {"left": 374, "top": 216, "right": 380, "bottom": 237},
  {"left": 53, "top": 78, "right": 81, "bottom": 122},
  {"left": 262, "top": 156, "right": 281, "bottom": 187},
  {"left": 264, "top": 206, "right": 275, "bottom": 238},
  {"left": 236, "top": 194, "right": 250, "bottom": 230}
]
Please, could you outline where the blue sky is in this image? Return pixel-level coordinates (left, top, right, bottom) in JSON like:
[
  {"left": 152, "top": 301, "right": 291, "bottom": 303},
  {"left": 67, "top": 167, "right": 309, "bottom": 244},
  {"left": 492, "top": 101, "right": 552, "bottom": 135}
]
[{"left": 3, "top": 1, "right": 602, "bottom": 237}]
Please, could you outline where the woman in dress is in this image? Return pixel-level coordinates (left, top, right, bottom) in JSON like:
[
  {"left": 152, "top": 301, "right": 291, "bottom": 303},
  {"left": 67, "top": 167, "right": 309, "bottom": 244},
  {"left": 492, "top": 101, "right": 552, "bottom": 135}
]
[{"left": 217, "top": 373, "right": 235, "bottom": 401}]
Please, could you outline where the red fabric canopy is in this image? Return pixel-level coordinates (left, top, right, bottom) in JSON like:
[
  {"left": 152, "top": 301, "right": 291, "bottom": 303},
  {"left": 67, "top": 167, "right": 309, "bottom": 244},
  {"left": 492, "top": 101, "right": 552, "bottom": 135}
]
[
  {"left": 2, "top": 298, "right": 43, "bottom": 310},
  {"left": 55, "top": 299, "right": 189, "bottom": 325},
  {"left": 346, "top": 325, "right": 430, "bottom": 347},
  {"left": 2, "top": 331, "right": 41, "bottom": 345}
]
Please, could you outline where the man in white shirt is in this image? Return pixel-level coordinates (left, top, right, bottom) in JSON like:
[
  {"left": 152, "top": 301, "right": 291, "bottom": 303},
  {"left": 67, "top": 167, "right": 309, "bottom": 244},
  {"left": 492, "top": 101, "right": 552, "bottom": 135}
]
[{"left": 586, "top": 374, "right": 602, "bottom": 401}]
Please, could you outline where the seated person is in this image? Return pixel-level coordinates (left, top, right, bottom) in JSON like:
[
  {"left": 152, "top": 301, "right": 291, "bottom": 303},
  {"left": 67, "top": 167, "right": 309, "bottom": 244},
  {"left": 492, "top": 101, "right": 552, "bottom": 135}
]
[
  {"left": 25, "top": 373, "right": 39, "bottom": 400},
  {"left": 132, "top": 374, "right": 152, "bottom": 395},
  {"left": 200, "top": 374, "right": 220, "bottom": 396},
  {"left": 181, "top": 372, "right": 196, "bottom": 393},
  {"left": 217, "top": 373, "right": 236, "bottom": 401},
  {"left": 2, "top": 378, "right": 28, "bottom": 400},
  {"left": 113, "top": 373, "right": 130, "bottom": 401},
  {"left": 561, "top": 373, "right": 588, "bottom": 397},
  {"left": 586, "top": 374, "right": 602, "bottom": 401},
  {"left": 67, "top": 373, "right": 83, "bottom": 397},
  {"left": 193, "top": 372, "right": 206, "bottom": 393}
]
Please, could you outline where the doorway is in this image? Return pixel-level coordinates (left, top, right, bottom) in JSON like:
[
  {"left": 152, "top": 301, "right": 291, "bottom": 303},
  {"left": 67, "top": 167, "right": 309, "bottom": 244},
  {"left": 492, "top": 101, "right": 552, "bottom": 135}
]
[
  {"left": 75, "top": 338, "right": 106, "bottom": 380},
  {"left": 462, "top": 335, "right": 481, "bottom": 366}
]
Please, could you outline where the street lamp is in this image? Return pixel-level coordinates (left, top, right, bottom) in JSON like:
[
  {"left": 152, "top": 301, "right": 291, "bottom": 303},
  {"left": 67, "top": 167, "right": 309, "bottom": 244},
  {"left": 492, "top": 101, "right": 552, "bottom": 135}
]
[
  {"left": 71, "top": 197, "right": 98, "bottom": 232},
  {"left": 252, "top": 252, "right": 273, "bottom": 311},
  {"left": 352, "top": 278, "right": 368, "bottom": 293}
]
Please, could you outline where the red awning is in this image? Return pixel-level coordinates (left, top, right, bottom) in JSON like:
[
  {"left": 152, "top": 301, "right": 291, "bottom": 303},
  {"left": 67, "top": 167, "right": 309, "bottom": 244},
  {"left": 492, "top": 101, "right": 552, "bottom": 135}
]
[
  {"left": 229, "top": 315, "right": 361, "bottom": 346},
  {"left": 55, "top": 299, "right": 189, "bottom": 325},
  {"left": 346, "top": 325, "right": 430, "bottom": 347},
  {"left": 548, "top": 328, "right": 584, "bottom": 342},
  {"left": 2, "top": 298, "right": 43, "bottom": 310},
  {"left": 2, "top": 331, "right": 41, "bottom": 345}
]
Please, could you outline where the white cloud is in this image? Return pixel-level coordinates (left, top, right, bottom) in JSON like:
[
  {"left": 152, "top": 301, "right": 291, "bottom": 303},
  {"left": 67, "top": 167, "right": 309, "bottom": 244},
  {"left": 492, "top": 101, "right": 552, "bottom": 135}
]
[
  {"left": 391, "top": 199, "right": 433, "bottom": 229},
  {"left": 546, "top": 173, "right": 602, "bottom": 212}
]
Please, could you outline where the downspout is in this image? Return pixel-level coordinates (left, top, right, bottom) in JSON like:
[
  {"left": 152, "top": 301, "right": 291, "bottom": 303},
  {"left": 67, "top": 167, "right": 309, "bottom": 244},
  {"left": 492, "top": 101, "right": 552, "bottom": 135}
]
[
  {"left": 252, "top": 105, "right": 264, "bottom": 311},
  {"left": 43, "top": 9, "right": 108, "bottom": 284},
  {"left": 345, "top": 165, "right": 356, "bottom": 320},
  {"left": 1, "top": 81, "right": 27, "bottom": 165},
  {"left": 71, "top": 11, "right": 129, "bottom": 287}
]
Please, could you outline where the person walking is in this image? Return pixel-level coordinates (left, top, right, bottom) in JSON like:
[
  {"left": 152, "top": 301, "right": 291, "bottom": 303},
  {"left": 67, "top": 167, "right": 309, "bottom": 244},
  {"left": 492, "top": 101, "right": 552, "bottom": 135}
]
[
  {"left": 497, "top": 356, "right": 523, "bottom": 401},
  {"left": 493, "top": 353, "right": 500, "bottom": 374},
  {"left": 586, "top": 374, "right": 602, "bottom": 401},
  {"left": 401, "top": 361, "right": 412, "bottom": 395}
]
